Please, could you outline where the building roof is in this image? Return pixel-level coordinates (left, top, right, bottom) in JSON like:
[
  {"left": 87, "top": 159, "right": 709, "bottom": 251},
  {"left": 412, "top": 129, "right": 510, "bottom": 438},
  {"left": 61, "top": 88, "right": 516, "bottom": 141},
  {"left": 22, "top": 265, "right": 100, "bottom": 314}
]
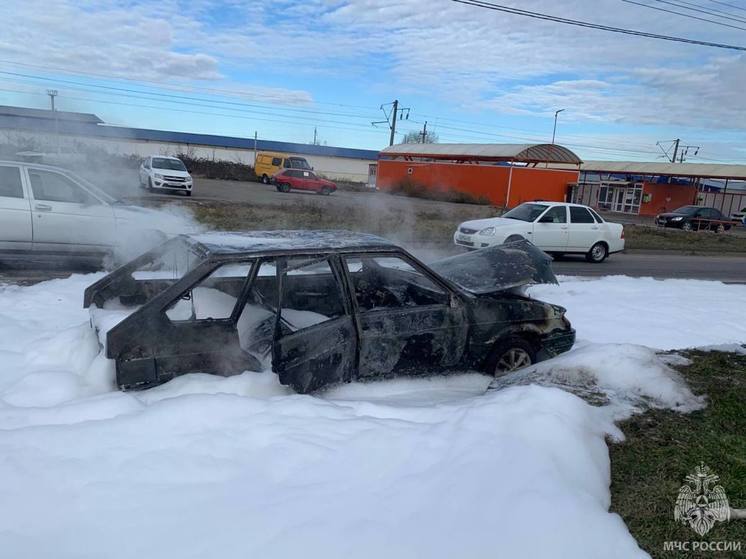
[
  {"left": 580, "top": 160, "right": 746, "bottom": 180},
  {"left": 380, "top": 143, "right": 583, "bottom": 164},
  {"left": 0, "top": 106, "right": 379, "bottom": 161},
  {"left": 0, "top": 105, "right": 103, "bottom": 124}
]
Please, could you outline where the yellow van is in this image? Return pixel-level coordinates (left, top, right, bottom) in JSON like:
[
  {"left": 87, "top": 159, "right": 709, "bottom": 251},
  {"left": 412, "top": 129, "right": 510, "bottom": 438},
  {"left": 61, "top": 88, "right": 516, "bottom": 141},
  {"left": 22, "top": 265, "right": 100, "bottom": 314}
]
[{"left": 254, "top": 152, "right": 312, "bottom": 184}]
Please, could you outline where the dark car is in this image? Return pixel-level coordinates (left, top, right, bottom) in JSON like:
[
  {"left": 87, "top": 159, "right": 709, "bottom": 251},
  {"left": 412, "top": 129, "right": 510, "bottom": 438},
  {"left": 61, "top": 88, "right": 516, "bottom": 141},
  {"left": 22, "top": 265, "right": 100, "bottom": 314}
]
[
  {"left": 655, "top": 205, "right": 732, "bottom": 232},
  {"left": 83, "top": 231, "right": 575, "bottom": 393},
  {"left": 271, "top": 169, "right": 337, "bottom": 195}
]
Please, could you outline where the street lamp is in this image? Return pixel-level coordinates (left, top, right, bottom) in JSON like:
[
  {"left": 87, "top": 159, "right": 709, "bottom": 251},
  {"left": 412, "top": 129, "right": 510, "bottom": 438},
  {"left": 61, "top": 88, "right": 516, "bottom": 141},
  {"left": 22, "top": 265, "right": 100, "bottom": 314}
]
[{"left": 551, "top": 108, "right": 566, "bottom": 145}]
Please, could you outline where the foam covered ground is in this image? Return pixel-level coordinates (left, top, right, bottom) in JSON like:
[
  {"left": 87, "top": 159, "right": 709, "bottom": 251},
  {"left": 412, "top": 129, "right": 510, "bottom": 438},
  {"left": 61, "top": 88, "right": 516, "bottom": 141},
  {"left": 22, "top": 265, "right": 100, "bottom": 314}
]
[{"left": 0, "top": 273, "right": 744, "bottom": 558}]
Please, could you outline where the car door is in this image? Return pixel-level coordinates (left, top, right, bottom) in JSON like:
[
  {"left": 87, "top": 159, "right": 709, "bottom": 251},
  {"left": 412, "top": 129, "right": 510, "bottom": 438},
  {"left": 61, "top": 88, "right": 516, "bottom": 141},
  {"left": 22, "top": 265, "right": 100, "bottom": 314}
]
[
  {"left": 567, "top": 206, "right": 600, "bottom": 251},
  {"left": 26, "top": 167, "right": 116, "bottom": 253},
  {"left": 531, "top": 205, "right": 569, "bottom": 251},
  {"left": 343, "top": 252, "right": 468, "bottom": 379},
  {"left": 0, "top": 165, "right": 33, "bottom": 252},
  {"left": 270, "top": 255, "right": 357, "bottom": 392}
]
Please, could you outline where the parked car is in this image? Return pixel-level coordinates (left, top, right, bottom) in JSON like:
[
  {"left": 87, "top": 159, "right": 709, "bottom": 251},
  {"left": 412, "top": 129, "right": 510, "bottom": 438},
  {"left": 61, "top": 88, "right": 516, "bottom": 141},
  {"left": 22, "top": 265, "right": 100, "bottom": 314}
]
[
  {"left": 84, "top": 232, "right": 576, "bottom": 393},
  {"left": 655, "top": 205, "right": 732, "bottom": 232},
  {"left": 139, "top": 156, "right": 193, "bottom": 196},
  {"left": 255, "top": 152, "right": 312, "bottom": 184},
  {"left": 271, "top": 169, "right": 337, "bottom": 195},
  {"left": 730, "top": 206, "right": 746, "bottom": 225},
  {"left": 0, "top": 160, "right": 173, "bottom": 266},
  {"left": 454, "top": 202, "right": 624, "bottom": 263}
]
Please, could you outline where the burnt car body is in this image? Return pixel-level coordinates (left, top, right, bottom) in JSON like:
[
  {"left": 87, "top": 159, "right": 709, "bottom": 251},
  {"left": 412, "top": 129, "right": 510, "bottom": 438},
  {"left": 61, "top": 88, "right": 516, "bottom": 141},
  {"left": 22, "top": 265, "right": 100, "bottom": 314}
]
[{"left": 84, "top": 231, "right": 575, "bottom": 393}]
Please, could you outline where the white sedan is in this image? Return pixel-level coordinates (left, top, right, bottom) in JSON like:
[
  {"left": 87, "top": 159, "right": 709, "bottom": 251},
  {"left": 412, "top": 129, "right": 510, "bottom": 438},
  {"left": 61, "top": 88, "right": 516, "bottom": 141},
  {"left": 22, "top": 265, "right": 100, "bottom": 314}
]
[
  {"left": 454, "top": 202, "right": 625, "bottom": 263},
  {"left": 0, "top": 161, "right": 188, "bottom": 267}
]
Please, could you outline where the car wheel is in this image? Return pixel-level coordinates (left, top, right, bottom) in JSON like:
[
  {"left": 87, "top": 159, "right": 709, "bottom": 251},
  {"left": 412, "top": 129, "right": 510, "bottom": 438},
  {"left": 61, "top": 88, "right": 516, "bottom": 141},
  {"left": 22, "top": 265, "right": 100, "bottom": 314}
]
[
  {"left": 681, "top": 221, "right": 693, "bottom": 231},
  {"left": 716, "top": 223, "right": 725, "bottom": 234},
  {"left": 184, "top": 191, "right": 192, "bottom": 197},
  {"left": 486, "top": 336, "right": 536, "bottom": 377},
  {"left": 319, "top": 186, "right": 332, "bottom": 196},
  {"left": 586, "top": 242, "right": 608, "bottom": 263},
  {"left": 262, "top": 174, "right": 270, "bottom": 184},
  {"left": 280, "top": 183, "right": 291, "bottom": 193}
]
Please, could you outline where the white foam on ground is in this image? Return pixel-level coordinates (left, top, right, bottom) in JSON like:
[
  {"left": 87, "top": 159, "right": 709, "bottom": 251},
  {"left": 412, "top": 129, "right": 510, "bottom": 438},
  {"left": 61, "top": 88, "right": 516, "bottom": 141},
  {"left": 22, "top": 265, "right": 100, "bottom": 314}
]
[{"left": 0, "top": 272, "right": 743, "bottom": 558}]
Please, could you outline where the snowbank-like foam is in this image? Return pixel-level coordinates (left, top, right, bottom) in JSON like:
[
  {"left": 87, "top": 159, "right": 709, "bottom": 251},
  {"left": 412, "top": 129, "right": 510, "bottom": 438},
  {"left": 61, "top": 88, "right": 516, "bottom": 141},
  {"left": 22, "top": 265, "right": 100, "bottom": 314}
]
[{"left": 0, "top": 272, "right": 743, "bottom": 558}]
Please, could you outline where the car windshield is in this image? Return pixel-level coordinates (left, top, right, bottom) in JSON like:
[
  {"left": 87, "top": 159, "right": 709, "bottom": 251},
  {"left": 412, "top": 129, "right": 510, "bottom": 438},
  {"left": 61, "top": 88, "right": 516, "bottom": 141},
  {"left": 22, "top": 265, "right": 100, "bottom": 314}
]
[
  {"left": 152, "top": 158, "right": 187, "bottom": 171},
  {"left": 502, "top": 203, "right": 550, "bottom": 222},
  {"left": 672, "top": 206, "right": 699, "bottom": 215}
]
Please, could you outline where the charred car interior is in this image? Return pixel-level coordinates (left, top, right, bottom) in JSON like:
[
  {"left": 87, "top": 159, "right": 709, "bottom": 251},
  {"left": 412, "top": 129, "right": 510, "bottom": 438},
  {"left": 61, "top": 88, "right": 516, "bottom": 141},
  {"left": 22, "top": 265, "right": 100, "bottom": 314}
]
[{"left": 84, "top": 231, "right": 575, "bottom": 393}]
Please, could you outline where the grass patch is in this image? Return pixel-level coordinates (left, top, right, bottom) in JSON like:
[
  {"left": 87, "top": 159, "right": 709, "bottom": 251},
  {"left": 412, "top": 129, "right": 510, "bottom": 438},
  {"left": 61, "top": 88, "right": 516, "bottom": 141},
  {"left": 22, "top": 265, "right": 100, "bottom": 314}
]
[
  {"left": 610, "top": 350, "right": 746, "bottom": 557},
  {"left": 190, "top": 197, "right": 495, "bottom": 244},
  {"left": 624, "top": 225, "right": 746, "bottom": 253}
]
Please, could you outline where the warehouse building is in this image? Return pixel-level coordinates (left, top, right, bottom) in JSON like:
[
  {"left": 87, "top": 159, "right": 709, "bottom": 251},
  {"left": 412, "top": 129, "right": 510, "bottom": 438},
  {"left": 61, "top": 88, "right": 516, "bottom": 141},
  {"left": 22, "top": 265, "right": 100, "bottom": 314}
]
[{"left": 0, "top": 105, "right": 378, "bottom": 183}]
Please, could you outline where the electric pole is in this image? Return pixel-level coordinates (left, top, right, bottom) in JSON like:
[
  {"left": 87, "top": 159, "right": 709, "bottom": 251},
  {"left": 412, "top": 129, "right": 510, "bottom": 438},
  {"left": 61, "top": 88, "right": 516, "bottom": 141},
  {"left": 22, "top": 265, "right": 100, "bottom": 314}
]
[
  {"left": 47, "top": 89, "right": 59, "bottom": 154},
  {"left": 372, "top": 100, "right": 410, "bottom": 146},
  {"left": 672, "top": 138, "right": 680, "bottom": 163},
  {"left": 313, "top": 126, "right": 318, "bottom": 145},
  {"left": 420, "top": 121, "right": 428, "bottom": 143},
  {"left": 389, "top": 100, "right": 399, "bottom": 146},
  {"left": 551, "top": 108, "right": 565, "bottom": 144}
]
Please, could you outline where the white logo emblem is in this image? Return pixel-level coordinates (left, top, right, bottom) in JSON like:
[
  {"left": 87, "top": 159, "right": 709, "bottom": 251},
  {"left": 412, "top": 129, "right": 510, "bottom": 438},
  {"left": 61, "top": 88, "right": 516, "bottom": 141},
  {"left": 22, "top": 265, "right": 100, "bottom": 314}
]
[{"left": 675, "top": 463, "right": 730, "bottom": 536}]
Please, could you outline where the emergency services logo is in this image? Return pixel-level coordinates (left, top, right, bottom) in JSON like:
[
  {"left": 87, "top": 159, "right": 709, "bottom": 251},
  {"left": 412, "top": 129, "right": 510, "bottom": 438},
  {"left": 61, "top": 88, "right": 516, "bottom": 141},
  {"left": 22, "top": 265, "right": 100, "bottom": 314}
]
[{"left": 674, "top": 463, "right": 730, "bottom": 536}]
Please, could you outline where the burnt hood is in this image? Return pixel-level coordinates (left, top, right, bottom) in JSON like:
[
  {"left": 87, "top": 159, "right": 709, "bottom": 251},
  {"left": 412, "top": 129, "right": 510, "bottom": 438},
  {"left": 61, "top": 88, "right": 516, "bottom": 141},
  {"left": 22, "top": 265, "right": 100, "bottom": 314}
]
[{"left": 430, "top": 240, "right": 557, "bottom": 295}]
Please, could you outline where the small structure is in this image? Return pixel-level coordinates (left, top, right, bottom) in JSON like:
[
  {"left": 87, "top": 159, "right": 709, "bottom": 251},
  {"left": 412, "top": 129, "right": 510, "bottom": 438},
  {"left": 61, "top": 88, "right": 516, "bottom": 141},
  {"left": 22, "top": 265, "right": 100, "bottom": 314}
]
[
  {"left": 376, "top": 143, "right": 582, "bottom": 207},
  {"left": 571, "top": 161, "right": 746, "bottom": 217}
]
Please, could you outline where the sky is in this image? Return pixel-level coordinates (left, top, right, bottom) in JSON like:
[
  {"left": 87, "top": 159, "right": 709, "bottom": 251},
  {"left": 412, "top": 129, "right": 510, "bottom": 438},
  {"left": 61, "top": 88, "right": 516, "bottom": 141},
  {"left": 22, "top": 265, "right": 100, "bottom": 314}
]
[{"left": 1, "top": 0, "right": 746, "bottom": 162}]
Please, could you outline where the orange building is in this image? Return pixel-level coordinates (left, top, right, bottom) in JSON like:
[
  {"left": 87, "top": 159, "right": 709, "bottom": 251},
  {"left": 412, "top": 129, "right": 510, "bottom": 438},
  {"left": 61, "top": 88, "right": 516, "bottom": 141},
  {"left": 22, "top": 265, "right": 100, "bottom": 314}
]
[{"left": 376, "top": 143, "right": 582, "bottom": 207}]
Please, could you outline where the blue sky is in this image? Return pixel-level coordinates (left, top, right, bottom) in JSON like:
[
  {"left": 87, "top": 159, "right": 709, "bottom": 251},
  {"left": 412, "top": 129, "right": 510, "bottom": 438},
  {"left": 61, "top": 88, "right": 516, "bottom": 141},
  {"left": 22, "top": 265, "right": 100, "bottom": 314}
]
[{"left": 2, "top": 0, "right": 746, "bottom": 162}]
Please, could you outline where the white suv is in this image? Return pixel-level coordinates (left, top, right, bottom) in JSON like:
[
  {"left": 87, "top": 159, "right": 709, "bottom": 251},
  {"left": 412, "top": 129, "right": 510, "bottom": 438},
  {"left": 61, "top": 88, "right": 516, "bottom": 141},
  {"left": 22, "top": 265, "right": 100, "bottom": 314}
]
[
  {"left": 454, "top": 202, "right": 625, "bottom": 262},
  {"left": 139, "top": 156, "right": 193, "bottom": 196}
]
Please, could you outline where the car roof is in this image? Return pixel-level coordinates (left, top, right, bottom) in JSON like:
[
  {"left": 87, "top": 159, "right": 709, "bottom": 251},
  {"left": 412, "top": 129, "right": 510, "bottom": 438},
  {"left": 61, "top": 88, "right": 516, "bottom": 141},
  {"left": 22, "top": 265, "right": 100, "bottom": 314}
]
[
  {"left": 0, "top": 159, "right": 85, "bottom": 173},
  {"left": 149, "top": 155, "right": 182, "bottom": 160},
  {"left": 188, "top": 230, "right": 397, "bottom": 256},
  {"left": 522, "top": 201, "right": 594, "bottom": 209}
]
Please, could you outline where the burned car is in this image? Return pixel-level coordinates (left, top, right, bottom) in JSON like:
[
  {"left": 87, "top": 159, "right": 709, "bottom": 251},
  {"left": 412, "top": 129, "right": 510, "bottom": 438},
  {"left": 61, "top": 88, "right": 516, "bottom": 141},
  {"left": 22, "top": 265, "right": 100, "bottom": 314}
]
[{"left": 84, "top": 231, "right": 575, "bottom": 393}]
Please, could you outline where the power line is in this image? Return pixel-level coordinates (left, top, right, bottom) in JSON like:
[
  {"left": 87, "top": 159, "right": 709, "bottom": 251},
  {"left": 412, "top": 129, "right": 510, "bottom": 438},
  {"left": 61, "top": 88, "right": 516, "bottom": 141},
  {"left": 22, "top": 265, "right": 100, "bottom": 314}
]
[
  {"left": 705, "top": 0, "right": 746, "bottom": 14},
  {"left": 621, "top": 0, "right": 746, "bottom": 31},
  {"left": 450, "top": 0, "right": 746, "bottom": 50},
  {"left": 655, "top": 0, "right": 746, "bottom": 24}
]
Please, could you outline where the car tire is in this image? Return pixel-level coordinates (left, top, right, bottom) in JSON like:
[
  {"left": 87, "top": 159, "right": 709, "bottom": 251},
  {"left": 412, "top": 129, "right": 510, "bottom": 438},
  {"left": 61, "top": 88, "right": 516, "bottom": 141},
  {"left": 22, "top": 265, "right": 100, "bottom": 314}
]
[
  {"left": 184, "top": 191, "right": 192, "bottom": 197},
  {"left": 586, "top": 242, "right": 608, "bottom": 263},
  {"left": 319, "top": 186, "right": 332, "bottom": 196},
  {"left": 682, "top": 221, "right": 693, "bottom": 231},
  {"left": 485, "top": 336, "right": 536, "bottom": 377},
  {"left": 716, "top": 223, "right": 725, "bottom": 234},
  {"left": 261, "top": 174, "right": 270, "bottom": 184},
  {"left": 280, "top": 183, "right": 291, "bottom": 193}
]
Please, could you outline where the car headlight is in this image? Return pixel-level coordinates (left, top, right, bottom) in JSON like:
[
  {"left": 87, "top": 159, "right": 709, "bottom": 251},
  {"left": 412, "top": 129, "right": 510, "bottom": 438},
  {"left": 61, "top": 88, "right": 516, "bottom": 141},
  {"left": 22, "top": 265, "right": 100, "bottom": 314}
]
[
  {"left": 478, "top": 227, "right": 496, "bottom": 236},
  {"left": 670, "top": 216, "right": 683, "bottom": 221},
  {"left": 154, "top": 173, "right": 163, "bottom": 180}
]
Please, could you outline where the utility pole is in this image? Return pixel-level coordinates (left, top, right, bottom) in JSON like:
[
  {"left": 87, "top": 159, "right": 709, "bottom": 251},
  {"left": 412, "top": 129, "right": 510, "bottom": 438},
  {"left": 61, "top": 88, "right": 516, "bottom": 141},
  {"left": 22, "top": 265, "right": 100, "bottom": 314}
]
[
  {"left": 253, "top": 131, "right": 258, "bottom": 166},
  {"left": 47, "top": 89, "right": 59, "bottom": 154},
  {"left": 389, "top": 100, "right": 399, "bottom": 146},
  {"left": 420, "top": 121, "right": 428, "bottom": 144},
  {"left": 313, "top": 126, "right": 318, "bottom": 145},
  {"left": 551, "top": 108, "right": 565, "bottom": 144},
  {"left": 372, "top": 100, "right": 410, "bottom": 146},
  {"left": 671, "top": 138, "right": 680, "bottom": 163}
]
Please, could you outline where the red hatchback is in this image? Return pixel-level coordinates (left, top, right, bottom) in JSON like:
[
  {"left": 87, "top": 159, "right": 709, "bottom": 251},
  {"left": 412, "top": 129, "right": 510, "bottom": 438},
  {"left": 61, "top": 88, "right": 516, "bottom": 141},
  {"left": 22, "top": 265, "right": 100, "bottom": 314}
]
[{"left": 271, "top": 169, "right": 337, "bottom": 195}]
